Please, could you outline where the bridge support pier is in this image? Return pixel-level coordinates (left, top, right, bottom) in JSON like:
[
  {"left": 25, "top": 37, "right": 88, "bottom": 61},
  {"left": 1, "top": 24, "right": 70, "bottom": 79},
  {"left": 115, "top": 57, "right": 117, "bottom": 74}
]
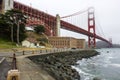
[
  {"left": 56, "top": 14, "right": 61, "bottom": 36},
  {"left": 0, "top": 0, "right": 13, "bottom": 14}
]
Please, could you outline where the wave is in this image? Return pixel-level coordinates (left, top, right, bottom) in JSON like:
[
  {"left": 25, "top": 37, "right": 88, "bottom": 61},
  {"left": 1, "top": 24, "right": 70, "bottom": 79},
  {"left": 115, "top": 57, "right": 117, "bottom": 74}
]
[
  {"left": 72, "top": 66, "right": 94, "bottom": 80},
  {"left": 110, "top": 63, "right": 120, "bottom": 68}
]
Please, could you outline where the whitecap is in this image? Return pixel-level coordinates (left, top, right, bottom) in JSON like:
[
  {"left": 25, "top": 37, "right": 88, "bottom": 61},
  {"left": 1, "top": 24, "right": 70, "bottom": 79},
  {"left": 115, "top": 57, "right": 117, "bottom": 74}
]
[
  {"left": 110, "top": 63, "right": 120, "bottom": 67},
  {"left": 108, "top": 56, "right": 114, "bottom": 59},
  {"left": 72, "top": 66, "right": 94, "bottom": 80}
]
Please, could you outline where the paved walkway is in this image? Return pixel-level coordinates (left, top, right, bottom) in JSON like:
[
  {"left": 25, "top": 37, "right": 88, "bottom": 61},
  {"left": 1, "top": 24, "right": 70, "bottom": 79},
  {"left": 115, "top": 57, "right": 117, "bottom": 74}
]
[
  {"left": 0, "top": 58, "right": 12, "bottom": 80},
  {"left": 17, "top": 55, "right": 55, "bottom": 80}
]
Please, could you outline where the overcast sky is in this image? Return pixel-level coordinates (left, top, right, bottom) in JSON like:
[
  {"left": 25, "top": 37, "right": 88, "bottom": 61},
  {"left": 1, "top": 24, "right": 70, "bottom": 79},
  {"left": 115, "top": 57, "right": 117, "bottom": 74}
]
[{"left": 15, "top": 0, "right": 120, "bottom": 44}]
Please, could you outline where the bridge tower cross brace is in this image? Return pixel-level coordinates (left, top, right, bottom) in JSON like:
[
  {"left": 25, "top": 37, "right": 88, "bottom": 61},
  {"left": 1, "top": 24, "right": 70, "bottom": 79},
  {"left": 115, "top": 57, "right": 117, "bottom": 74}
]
[{"left": 88, "top": 8, "right": 96, "bottom": 48}]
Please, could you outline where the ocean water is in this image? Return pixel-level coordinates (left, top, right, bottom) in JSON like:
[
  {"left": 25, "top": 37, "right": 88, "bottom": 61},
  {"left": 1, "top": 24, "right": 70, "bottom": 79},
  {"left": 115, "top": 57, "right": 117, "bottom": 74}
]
[{"left": 72, "top": 48, "right": 120, "bottom": 80}]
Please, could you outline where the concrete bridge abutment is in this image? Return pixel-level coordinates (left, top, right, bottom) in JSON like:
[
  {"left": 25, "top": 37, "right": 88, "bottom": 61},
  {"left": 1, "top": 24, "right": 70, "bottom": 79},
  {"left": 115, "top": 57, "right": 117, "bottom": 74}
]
[{"left": 0, "top": 0, "right": 13, "bottom": 14}]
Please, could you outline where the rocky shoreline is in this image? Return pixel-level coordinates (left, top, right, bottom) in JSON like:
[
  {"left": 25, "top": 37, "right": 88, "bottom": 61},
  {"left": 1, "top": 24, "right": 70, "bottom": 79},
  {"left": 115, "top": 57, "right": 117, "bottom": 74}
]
[{"left": 28, "top": 50, "right": 99, "bottom": 80}]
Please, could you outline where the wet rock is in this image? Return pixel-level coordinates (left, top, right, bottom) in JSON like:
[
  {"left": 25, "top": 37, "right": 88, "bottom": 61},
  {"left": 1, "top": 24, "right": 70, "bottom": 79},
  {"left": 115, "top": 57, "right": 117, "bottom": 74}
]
[{"left": 93, "top": 77, "right": 101, "bottom": 80}]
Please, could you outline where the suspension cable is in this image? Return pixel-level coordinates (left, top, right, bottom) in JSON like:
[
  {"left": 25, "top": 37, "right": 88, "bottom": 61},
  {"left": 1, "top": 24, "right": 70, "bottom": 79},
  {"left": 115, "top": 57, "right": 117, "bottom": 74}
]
[
  {"left": 61, "top": 9, "right": 88, "bottom": 18},
  {"left": 95, "top": 11, "right": 106, "bottom": 38}
]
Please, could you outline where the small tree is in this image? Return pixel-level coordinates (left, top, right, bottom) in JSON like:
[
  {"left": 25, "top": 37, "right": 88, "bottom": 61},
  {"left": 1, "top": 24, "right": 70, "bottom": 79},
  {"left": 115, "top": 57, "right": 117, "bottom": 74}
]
[
  {"left": 34, "top": 25, "right": 45, "bottom": 34},
  {"left": 4, "top": 9, "right": 27, "bottom": 44},
  {"left": 0, "top": 14, "right": 10, "bottom": 40}
]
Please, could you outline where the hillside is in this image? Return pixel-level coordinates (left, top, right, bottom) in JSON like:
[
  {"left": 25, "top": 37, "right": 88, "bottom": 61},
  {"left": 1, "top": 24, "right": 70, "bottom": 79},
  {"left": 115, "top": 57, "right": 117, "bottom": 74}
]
[
  {"left": 26, "top": 31, "right": 51, "bottom": 47},
  {"left": 0, "top": 31, "right": 51, "bottom": 49}
]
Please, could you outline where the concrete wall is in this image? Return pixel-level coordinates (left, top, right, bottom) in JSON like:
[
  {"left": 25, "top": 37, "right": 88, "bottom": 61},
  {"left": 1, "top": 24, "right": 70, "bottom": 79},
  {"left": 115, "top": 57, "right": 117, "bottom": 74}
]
[
  {"left": 0, "top": 0, "right": 3, "bottom": 13},
  {"left": 0, "top": 0, "right": 13, "bottom": 13},
  {"left": 48, "top": 37, "right": 72, "bottom": 48},
  {"left": 70, "top": 37, "right": 77, "bottom": 48},
  {"left": 48, "top": 37, "right": 85, "bottom": 49},
  {"left": 77, "top": 39, "right": 86, "bottom": 49}
]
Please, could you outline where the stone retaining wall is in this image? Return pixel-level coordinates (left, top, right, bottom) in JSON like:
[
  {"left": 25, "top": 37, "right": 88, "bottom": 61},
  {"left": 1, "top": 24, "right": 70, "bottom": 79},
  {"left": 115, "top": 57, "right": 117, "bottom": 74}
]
[{"left": 28, "top": 50, "right": 99, "bottom": 80}]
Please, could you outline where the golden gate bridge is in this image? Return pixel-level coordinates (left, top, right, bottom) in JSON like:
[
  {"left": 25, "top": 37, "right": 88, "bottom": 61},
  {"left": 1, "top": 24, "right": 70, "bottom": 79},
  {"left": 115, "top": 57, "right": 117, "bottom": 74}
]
[{"left": 0, "top": 0, "right": 112, "bottom": 48}]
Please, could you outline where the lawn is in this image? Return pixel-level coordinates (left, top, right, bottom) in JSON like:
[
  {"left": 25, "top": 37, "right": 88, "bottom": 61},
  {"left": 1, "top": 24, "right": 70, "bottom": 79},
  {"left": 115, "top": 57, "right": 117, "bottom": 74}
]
[{"left": 0, "top": 38, "right": 17, "bottom": 48}]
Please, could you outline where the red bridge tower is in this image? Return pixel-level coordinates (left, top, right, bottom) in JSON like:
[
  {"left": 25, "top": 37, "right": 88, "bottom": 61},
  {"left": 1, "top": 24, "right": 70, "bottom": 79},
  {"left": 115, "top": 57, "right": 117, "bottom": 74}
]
[{"left": 88, "top": 7, "right": 96, "bottom": 48}]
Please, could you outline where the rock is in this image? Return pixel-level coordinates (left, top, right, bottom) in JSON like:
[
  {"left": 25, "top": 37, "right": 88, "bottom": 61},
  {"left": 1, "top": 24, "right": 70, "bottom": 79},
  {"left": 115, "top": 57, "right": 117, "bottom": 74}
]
[
  {"left": 28, "top": 50, "right": 99, "bottom": 80},
  {"left": 93, "top": 77, "right": 101, "bottom": 80}
]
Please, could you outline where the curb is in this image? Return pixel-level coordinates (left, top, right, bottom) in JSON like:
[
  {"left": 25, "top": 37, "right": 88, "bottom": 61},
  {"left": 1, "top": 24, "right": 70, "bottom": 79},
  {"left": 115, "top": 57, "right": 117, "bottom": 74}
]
[{"left": 0, "top": 57, "right": 5, "bottom": 64}]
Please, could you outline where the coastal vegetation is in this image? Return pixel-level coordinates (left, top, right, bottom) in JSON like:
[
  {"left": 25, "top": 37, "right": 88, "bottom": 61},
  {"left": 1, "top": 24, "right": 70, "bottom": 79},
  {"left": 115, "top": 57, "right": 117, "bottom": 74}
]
[
  {"left": 34, "top": 25, "right": 45, "bottom": 34},
  {"left": 0, "top": 38, "right": 16, "bottom": 48},
  {"left": 0, "top": 9, "right": 27, "bottom": 46},
  {"left": 0, "top": 9, "right": 47, "bottom": 48}
]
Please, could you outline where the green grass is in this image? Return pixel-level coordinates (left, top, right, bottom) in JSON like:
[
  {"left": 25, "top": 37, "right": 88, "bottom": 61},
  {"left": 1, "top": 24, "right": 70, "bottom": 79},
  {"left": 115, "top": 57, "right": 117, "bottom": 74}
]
[{"left": 0, "top": 38, "right": 17, "bottom": 48}]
